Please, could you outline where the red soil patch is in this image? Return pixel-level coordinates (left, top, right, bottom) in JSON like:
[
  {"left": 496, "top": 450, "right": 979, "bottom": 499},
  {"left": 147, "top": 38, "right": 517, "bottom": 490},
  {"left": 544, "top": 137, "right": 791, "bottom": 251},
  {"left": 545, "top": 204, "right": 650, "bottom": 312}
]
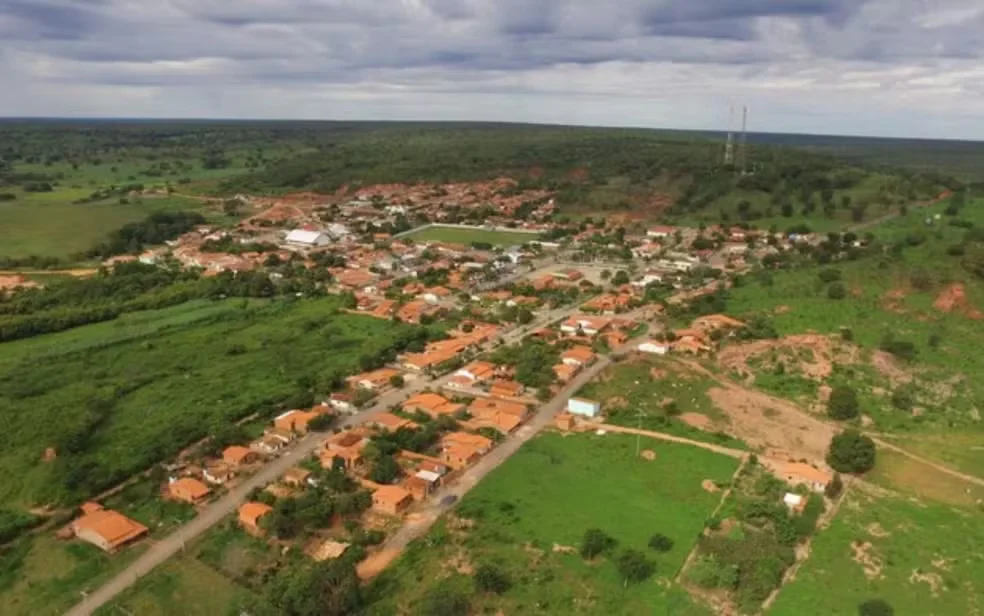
[
  {"left": 718, "top": 334, "right": 859, "bottom": 382},
  {"left": 881, "top": 288, "right": 908, "bottom": 313},
  {"left": 933, "top": 283, "right": 983, "bottom": 320},
  {"left": 680, "top": 413, "right": 713, "bottom": 430}
]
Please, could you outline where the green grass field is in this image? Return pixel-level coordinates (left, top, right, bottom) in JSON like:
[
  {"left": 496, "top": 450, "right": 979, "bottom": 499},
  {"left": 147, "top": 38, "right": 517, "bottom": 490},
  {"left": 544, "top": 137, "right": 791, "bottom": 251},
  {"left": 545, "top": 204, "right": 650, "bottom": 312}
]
[
  {"left": 577, "top": 356, "right": 748, "bottom": 450},
  {"left": 401, "top": 225, "right": 541, "bottom": 246},
  {"left": 768, "top": 486, "right": 984, "bottom": 616},
  {"left": 0, "top": 194, "right": 205, "bottom": 259},
  {"left": 364, "top": 432, "right": 740, "bottom": 615},
  {"left": 0, "top": 297, "right": 414, "bottom": 508}
]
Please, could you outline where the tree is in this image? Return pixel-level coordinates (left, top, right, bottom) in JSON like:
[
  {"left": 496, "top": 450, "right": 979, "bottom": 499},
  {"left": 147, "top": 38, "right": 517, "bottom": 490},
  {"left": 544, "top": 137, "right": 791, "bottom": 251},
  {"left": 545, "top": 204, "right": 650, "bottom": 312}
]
[
  {"left": 827, "top": 386, "right": 860, "bottom": 420},
  {"left": 601, "top": 269, "right": 612, "bottom": 280},
  {"left": 825, "top": 473, "right": 844, "bottom": 499},
  {"left": 858, "top": 599, "right": 894, "bottom": 616},
  {"left": 827, "top": 430, "right": 876, "bottom": 474},
  {"left": 517, "top": 308, "right": 534, "bottom": 324},
  {"left": 612, "top": 270, "right": 630, "bottom": 285},
  {"left": 369, "top": 455, "right": 401, "bottom": 484},
  {"left": 818, "top": 268, "right": 842, "bottom": 283},
  {"left": 827, "top": 282, "right": 847, "bottom": 300},
  {"left": 474, "top": 564, "right": 511, "bottom": 594},
  {"left": 580, "top": 528, "right": 616, "bottom": 559},
  {"left": 389, "top": 374, "right": 405, "bottom": 388},
  {"left": 419, "top": 586, "right": 470, "bottom": 616},
  {"left": 268, "top": 559, "right": 362, "bottom": 616},
  {"left": 615, "top": 549, "right": 655, "bottom": 584},
  {"left": 647, "top": 533, "right": 674, "bottom": 553}
]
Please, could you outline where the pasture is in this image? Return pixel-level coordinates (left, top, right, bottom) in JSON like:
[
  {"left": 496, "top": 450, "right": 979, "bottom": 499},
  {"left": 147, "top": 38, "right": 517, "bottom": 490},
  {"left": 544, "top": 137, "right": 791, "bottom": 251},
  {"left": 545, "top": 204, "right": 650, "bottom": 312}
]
[
  {"left": 401, "top": 225, "right": 541, "bottom": 246},
  {"left": 363, "top": 431, "right": 740, "bottom": 615},
  {"left": 0, "top": 297, "right": 413, "bottom": 508},
  {"left": 768, "top": 486, "right": 984, "bottom": 616}
]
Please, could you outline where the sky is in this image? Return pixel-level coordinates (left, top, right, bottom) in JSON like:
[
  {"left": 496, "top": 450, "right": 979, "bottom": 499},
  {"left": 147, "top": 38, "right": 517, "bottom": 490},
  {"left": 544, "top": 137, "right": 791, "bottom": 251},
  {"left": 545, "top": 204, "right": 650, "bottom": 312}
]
[{"left": 2, "top": 0, "right": 984, "bottom": 140}]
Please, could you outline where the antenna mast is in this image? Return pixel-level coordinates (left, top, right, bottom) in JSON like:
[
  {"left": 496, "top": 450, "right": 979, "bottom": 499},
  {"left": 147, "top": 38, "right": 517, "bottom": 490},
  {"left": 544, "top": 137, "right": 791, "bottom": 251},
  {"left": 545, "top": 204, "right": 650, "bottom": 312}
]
[
  {"left": 737, "top": 105, "right": 749, "bottom": 174},
  {"left": 723, "top": 104, "right": 735, "bottom": 166}
]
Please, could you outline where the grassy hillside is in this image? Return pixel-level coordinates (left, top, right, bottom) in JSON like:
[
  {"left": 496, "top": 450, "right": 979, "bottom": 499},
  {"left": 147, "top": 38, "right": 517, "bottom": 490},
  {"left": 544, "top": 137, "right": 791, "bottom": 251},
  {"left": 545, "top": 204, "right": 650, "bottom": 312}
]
[{"left": 0, "top": 297, "right": 414, "bottom": 507}]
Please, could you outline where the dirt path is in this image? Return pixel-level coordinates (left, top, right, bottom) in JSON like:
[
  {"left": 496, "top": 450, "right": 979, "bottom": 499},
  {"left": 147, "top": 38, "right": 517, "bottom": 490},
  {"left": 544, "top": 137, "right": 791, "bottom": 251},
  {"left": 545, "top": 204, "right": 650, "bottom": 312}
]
[
  {"left": 0, "top": 268, "right": 98, "bottom": 278},
  {"left": 577, "top": 422, "right": 747, "bottom": 460},
  {"left": 869, "top": 437, "right": 984, "bottom": 488}
]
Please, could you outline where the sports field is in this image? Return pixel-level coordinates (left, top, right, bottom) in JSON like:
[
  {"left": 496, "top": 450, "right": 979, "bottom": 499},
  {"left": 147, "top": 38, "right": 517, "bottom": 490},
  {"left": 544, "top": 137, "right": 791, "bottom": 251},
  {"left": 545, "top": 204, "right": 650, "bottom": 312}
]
[
  {"left": 363, "top": 431, "right": 740, "bottom": 615},
  {"left": 402, "top": 225, "right": 540, "bottom": 246}
]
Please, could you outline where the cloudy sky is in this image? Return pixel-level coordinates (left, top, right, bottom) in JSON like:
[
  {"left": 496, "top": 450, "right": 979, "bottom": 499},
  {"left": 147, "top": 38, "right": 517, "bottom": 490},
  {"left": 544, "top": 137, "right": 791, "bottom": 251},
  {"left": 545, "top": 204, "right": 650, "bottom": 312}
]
[{"left": 2, "top": 0, "right": 984, "bottom": 139}]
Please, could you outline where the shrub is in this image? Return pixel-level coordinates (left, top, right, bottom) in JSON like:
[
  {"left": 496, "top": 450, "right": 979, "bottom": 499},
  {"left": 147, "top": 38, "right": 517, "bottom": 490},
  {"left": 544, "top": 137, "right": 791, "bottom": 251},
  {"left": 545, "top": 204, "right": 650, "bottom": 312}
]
[
  {"left": 858, "top": 599, "right": 895, "bottom": 616},
  {"left": 687, "top": 556, "right": 738, "bottom": 589},
  {"left": 827, "top": 282, "right": 847, "bottom": 300},
  {"left": 879, "top": 335, "right": 917, "bottom": 361},
  {"left": 825, "top": 473, "right": 844, "bottom": 499},
  {"left": 615, "top": 549, "right": 655, "bottom": 584},
  {"left": 419, "top": 586, "right": 470, "bottom": 616},
  {"left": 818, "top": 268, "right": 841, "bottom": 283},
  {"left": 890, "top": 387, "right": 915, "bottom": 411},
  {"left": 647, "top": 533, "right": 674, "bottom": 553},
  {"left": 827, "top": 386, "right": 860, "bottom": 420},
  {"left": 827, "top": 430, "right": 876, "bottom": 474},
  {"left": 580, "top": 528, "right": 616, "bottom": 559},
  {"left": 474, "top": 564, "right": 511, "bottom": 594}
]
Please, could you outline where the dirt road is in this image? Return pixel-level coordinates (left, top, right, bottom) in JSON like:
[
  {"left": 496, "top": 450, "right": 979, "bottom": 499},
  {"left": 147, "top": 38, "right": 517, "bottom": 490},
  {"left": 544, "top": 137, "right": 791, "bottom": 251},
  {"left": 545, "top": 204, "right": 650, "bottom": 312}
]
[
  {"left": 577, "top": 422, "right": 747, "bottom": 460},
  {"left": 869, "top": 436, "right": 984, "bottom": 488},
  {"left": 65, "top": 303, "right": 588, "bottom": 616}
]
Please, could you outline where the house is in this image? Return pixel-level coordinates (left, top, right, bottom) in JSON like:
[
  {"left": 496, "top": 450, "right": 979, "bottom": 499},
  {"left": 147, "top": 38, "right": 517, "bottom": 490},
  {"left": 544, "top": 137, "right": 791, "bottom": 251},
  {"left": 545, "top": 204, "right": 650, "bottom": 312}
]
[
  {"left": 647, "top": 225, "right": 676, "bottom": 239},
  {"left": 402, "top": 392, "right": 464, "bottom": 418},
  {"left": 451, "top": 361, "right": 497, "bottom": 387},
  {"left": 349, "top": 368, "right": 401, "bottom": 391},
  {"left": 440, "top": 432, "right": 493, "bottom": 469},
  {"left": 367, "top": 412, "right": 417, "bottom": 432},
  {"left": 336, "top": 268, "right": 377, "bottom": 289},
  {"left": 239, "top": 502, "right": 273, "bottom": 536},
  {"left": 203, "top": 462, "right": 234, "bottom": 485},
  {"left": 168, "top": 477, "right": 210, "bottom": 504},
  {"left": 283, "top": 467, "right": 312, "bottom": 488},
  {"left": 553, "top": 362, "right": 579, "bottom": 382},
  {"left": 566, "top": 397, "right": 602, "bottom": 418},
  {"left": 468, "top": 397, "right": 529, "bottom": 421},
  {"left": 780, "top": 463, "right": 832, "bottom": 493},
  {"left": 71, "top": 504, "right": 148, "bottom": 553},
  {"left": 223, "top": 445, "right": 257, "bottom": 466},
  {"left": 692, "top": 314, "right": 746, "bottom": 333},
  {"left": 489, "top": 379, "right": 524, "bottom": 398},
  {"left": 252, "top": 433, "right": 288, "bottom": 454},
  {"left": 273, "top": 409, "right": 322, "bottom": 434},
  {"left": 554, "top": 268, "right": 583, "bottom": 281},
  {"left": 632, "top": 270, "right": 666, "bottom": 289},
  {"left": 396, "top": 299, "right": 439, "bottom": 324},
  {"left": 285, "top": 229, "right": 331, "bottom": 247},
  {"left": 329, "top": 391, "right": 356, "bottom": 413},
  {"left": 637, "top": 340, "right": 670, "bottom": 355},
  {"left": 561, "top": 346, "right": 596, "bottom": 367},
  {"left": 322, "top": 431, "right": 369, "bottom": 470},
  {"left": 783, "top": 493, "right": 808, "bottom": 513},
  {"left": 554, "top": 412, "right": 577, "bottom": 431},
  {"left": 406, "top": 472, "right": 439, "bottom": 501},
  {"left": 370, "top": 484, "right": 413, "bottom": 516},
  {"left": 560, "top": 316, "right": 612, "bottom": 336},
  {"left": 420, "top": 286, "right": 452, "bottom": 304}
]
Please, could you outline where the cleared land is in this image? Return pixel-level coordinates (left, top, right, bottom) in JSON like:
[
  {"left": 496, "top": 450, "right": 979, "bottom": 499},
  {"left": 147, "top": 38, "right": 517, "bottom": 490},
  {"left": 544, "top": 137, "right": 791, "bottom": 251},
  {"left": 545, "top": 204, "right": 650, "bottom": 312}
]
[
  {"left": 0, "top": 297, "right": 413, "bottom": 508},
  {"left": 363, "top": 431, "right": 740, "bottom": 615},
  {"left": 402, "top": 225, "right": 540, "bottom": 246},
  {"left": 768, "top": 485, "right": 984, "bottom": 616}
]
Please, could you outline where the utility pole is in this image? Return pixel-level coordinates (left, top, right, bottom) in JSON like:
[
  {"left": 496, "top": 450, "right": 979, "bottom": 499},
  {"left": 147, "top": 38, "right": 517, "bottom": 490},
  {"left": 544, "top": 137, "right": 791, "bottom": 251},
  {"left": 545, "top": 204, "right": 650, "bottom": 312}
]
[
  {"left": 737, "top": 105, "right": 749, "bottom": 175},
  {"left": 723, "top": 104, "right": 735, "bottom": 166}
]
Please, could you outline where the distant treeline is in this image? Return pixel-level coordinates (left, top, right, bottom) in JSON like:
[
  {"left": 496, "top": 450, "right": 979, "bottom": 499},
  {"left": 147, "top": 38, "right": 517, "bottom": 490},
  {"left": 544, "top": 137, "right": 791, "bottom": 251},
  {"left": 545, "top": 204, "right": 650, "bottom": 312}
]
[{"left": 85, "top": 210, "right": 206, "bottom": 259}]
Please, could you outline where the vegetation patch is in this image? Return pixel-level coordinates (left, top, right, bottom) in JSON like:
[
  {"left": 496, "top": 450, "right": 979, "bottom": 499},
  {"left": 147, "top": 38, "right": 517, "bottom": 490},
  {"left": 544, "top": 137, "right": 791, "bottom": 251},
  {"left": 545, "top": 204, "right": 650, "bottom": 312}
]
[{"left": 402, "top": 225, "right": 540, "bottom": 247}]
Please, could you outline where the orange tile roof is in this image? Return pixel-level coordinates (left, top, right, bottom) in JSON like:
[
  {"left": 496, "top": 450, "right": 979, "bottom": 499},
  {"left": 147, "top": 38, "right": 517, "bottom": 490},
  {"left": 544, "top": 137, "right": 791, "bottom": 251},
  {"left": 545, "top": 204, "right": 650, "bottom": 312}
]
[
  {"left": 442, "top": 431, "right": 493, "bottom": 451},
  {"left": 239, "top": 502, "right": 273, "bottom": 528},
  {"left": 169, "top": 477, "right": 210, "bottom": 502},
  {"left": 370, "top": 412, "right": 417, "bottom": 432},
  {"left": 469, "top": 397, "right": 528, "bottom": 418},
  {"left": 562, "top": 346, "right": 595, "bottom": 364},
  {"left": 371, "top": 484, "right": 412, "bottom": 507},
  {"left": 782, "top": 462, "right": 832, "bottom": 485},
  {"left": 223, "top": 445, "right": 254, "bottom": 465},
  {"left": 73, "top": 509, "right": 148, "bottom": 549},
  {"left": 553, "top": 362, "right": 579, "bottom": 381},
  {"left": 403, "top": 392, "right": 464, "bottom": 416}
]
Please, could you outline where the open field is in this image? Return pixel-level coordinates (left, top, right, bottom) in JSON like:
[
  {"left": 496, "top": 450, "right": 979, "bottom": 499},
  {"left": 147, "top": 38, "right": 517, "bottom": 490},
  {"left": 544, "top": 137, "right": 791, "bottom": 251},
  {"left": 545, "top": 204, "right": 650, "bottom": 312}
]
[
  {"left": 768, "top": 485, "right": 984, "bottom": 616},
  {"left": 576, "top": 355, "right": 748, "bottom": 450},
  {"left": 865, "top": 447, "right": 984, "bottom": 508},
  {"left": 94, "top": 556, "right": 259, "bottom": 616},
  {"left": 0, "top": 536, "right": 146, "bottom": 616},
  {"left": 363, "top": 431, "right": 739, "bottom": 615},
  {"left": 0, "top": 297, "right": 414, "bottom": 508},
  {"left": 402, "top": 225, "right": 540, "bottom": 246},
  {"left": 0, "top": 195, "right": 206, "bottom": 259}
]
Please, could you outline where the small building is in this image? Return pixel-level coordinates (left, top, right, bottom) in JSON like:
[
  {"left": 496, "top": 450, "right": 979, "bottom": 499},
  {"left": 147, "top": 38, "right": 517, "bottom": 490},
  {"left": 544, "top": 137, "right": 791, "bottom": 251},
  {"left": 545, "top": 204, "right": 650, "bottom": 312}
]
[
  {"left": 402, "top": 392, "right": 464, "bottom": 418},
  {"left": 566, "top": 397, "right": 601, "bottom": 418},
  {"left": 489, "top": 380, "right": 524, "bottom": 399},
  {"left": 647, "top": 225, "right": 676, "bottom": 239},
  {"left": 407, "top": 470, "right": 442, "bottom": 501},
  {"left": 273, "top": 409, "right": 321, "bottom": 435},
  {"left": 637, "top": 341, "right": 670, "bottom": 355},
  {"left": 168, "top": 477, "right": 211, "bottom": 504},
  {"left": 283, "top": 466, "right": 313, "bottom": 488},
  {"left": 309, "top": 539, "right": 350, "bottom": 562},
  {"left": 371, "top": 484, "right": 413, "bottom": 516},
  {"left": 285, "top": 229, "right": 331, "bottom": 247},
  {"left": 783, "top": 493, "right": 808, "bottom": 513},
  {"left": 223, "top": 445, "right": 257, "bottom": 466},
  {"left": 554, "top": 412, "right": 577, "bottom": 431},
  {"left": 329, "top": 391, "right": 356, "bottom": 413},
  {"left": 252, "top": 434, "right": 288, "bottom": 455},
  {"left": 71, "top": 504, "right": 148, "bottom": 553},
  {"left": 553, "top": 362, "right": 579, "bottom": 382},
  {"left": 239, "top": 502, "right": 273, "bottom": 536},
  {"left": 561, "top": 346, "right": 595, "bottom": 367},
  {"left": 366, "top": 412, "right": 417, "bottom": 433},
  {"left": 203, "top": 462, "right": 234, "bottom": 485},
  {"left": 781, "top": 463, "right": 832, "bottom": 493}
]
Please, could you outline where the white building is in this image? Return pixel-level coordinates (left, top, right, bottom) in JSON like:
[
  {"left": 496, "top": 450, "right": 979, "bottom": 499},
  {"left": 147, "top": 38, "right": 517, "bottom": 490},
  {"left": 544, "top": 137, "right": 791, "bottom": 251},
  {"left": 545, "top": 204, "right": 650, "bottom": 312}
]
[
  {"left": 637, "top": 341, "right": 670, "bottom": 355},
  {"left": 285, "top": 229, "right": 331, "bottom": 247},
  {"left": 566, "top": 397, "right": 602, "bottom": 418}
]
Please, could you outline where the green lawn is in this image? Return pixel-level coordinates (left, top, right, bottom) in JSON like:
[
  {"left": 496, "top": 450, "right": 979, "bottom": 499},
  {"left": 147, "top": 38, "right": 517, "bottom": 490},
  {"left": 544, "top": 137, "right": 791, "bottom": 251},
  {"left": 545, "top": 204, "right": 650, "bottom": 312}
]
[
  {"left": 402, "top": 225, "right": 540, "bottom": 246},
  {"left": 768, "top": 487, "right": 984, "bottom": 616},
  {"left": 0, "top": 296, "right": 414, "bottom": 508},
  {"left": 364, "top": 432, "right": 740, "bottom": 615},
  {"left": 0, "top": 194, "right": 205, "bottom": 259},
  {"left": 95, "top": 556, "right": 259, "bottom": 616}
]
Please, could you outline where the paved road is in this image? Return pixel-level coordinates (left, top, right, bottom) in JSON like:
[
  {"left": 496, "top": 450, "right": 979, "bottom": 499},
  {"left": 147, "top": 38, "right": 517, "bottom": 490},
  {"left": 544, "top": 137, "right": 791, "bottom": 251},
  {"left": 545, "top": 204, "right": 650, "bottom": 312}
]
[{"left": 65, "top": 303, "right": 586, "bottom": 616}]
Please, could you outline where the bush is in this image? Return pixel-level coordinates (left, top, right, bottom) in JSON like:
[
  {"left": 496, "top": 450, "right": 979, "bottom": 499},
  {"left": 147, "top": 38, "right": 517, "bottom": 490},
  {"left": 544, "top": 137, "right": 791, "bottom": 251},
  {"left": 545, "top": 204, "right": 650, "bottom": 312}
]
[
  {"left": 615, "top": 549, "right": 655, "bottom": 584},
  {"left": 890, "top": 387, "right": 915, "bottom": 411},
  {"left": 647, "top": 533, "right": 674, "bottom": 553},
  {"left": 827, "top": 430, "right": 876, "bottom": 474},
  {"left": 827, "top": 282, "right": 847, "bottom": 300},
  {"left": 474, "top": 564, "right": 511, "bottom": 594},
  {"left": 818, "top": 268, "right": 841, "bottom": 283},
  {"left": 827, "top": 386, "right": 860, "bottom": 420},
  {"left": 687, "top": 556, "right": 738, "bottom": 589},
  {"left": 825, "top": 473, "right": 844, "bottom": 499},
  {"left": 419, "top": 586, "right": 470, "bottom": 616},
  {"left": 858, "top": 599, "right": 895, "bottom": 616},
  {"left": 879, "top": 335, "right": 917, "bottom": 361},
  {"left": 580, "top": 528, "right": 616, "bottom": 559}
]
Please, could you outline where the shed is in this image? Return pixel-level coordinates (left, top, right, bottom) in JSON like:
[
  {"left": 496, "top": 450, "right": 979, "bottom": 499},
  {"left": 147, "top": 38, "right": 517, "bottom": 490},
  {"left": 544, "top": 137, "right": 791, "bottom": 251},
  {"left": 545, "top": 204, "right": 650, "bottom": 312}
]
[{"left": 566, "top": 397, "right": 602, "bottom": 418}]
